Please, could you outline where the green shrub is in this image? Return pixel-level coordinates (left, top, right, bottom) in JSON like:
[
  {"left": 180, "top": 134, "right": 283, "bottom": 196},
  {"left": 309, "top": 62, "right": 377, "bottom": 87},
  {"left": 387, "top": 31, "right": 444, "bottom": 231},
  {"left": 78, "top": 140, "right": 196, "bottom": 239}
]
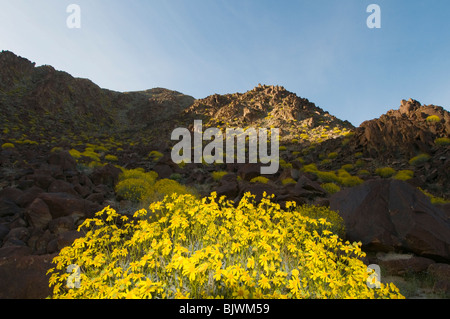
[
  {"left": 115, "top": 178, "right": 154, "bottom": 202},
  {"left": 375, "top": 167, "right": 396, "bottom": 178},
  {"left": 355, "top": 159, "right": 365, "bottom": 168},
  {"left": 339, "top": 176, "right": 364, "bottom": 187},
  {"left": 426, "top": 115, "right": 440, "bottom": 123},
  {"left": 280, "top": 159, "right": 293, "bottom": 169},
  {"left": 279, "top": 146, "right": 287, "bottom": 152},
  {"left": 169, "top": 173, "right": 182, "bottom": 181},
  {"left": 250, "top": 176, "right": 270, "bottom": 184},
  {"left": 321, "top": 159, "right": 332, "bottom": 166},
  {"left": 148, "top": 151, "right": 164, "bottom": 162},
  {"left": 393, "top": 170, "right": 414, "bottom": 181},
  {"left": 358, "top": 169, "right": 370, "bottom": 176},
  {"left": 282, "top": 178, "right": 297, "bottom": 186},
  {"left": 409, "top": 154, "right": 431, "bottom": 166},
  {"left": 341, "top": 164, "right": 354, "bottom": 172},
  {"left": 301, "top": 163, "right": 318, "bottom": 173},
  {"left": 81, "top": 150, "right": 101, "bottom": 162},
  {"left": 321, "top": 183, "right": 341, "bottom": 195},
  {"left": 419, "top": 188, "right": 450, "bottom": 205},
  {"left": 298, "top": 205, "right": 346, "bottom": 239},
  {"left": 120, "top": 169, "right": 158, "bottom": 183},
  {"left": 150, "top": 179, "right": 194, "bottom": 202},
  {"left": 354, "top": 152, "right": 363, "bottom": 158},
  {"left": 337, "top": 169, "right": 351, "bottom": 179},
  {"left": 105, "top": 154, "right": 118, "bottom": 162},
  {"left": 316, "top": 171, "right": 340, "bottom": 183},
  {"left": 1, "top": 143, "right": 15, "bottom": 149},
  {"left": 328, "top": 152, "right": 338, "bottom": 159},
  {"left": 434, "top": 137, "right": 450, "bottom": 146},
  {"left": 212, "top": 171, "right": 229, "bottom": 181}
]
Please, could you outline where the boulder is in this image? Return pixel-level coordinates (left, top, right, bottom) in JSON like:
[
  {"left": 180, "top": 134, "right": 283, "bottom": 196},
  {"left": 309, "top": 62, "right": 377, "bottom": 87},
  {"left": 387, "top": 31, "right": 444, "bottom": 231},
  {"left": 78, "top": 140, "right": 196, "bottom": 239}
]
[
  {"left": 47, "top": 150, "right": 77, "bottom": 171},
  {"left": 238, "top": 163, "right": 263, "bottom": 181},
  {"left": 0, "top": 253, "right": 56, "bottom": 299},
  {"left": 24, "top": 198, "right": 52, "bottom": 229},
  {"left": 0, "top": 187, "right": 24, "bottom": 203},
  {"left": 0, "top": 199, "right": 21, "bottom": 218},
  {"left": 330, "top": 179, "right": 450, "bottom": 261},
  {"left": 90, "top": 164, "right": 122, "bottom": 187},
  {"left": 48, "top": 180, "right": 78, "bottom": 196},
  {"left": 428, "top": 263, "right": 450, "bottom": 295},
  {"left": 38, "top": 192, "right": 102, "bottom": 219},
  {"left": 215, "top": 174, "right": 240, "bottom": 200},
  {"left": 16, "top": 186, "right": 45, "bottom": 208}
]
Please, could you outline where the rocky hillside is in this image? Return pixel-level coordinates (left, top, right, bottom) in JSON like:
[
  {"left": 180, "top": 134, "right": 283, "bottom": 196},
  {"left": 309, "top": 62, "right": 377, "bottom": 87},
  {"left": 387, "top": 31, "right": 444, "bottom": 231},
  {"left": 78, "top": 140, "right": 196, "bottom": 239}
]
[{"left": 0, "top": 51, "right": 449, "bottom": 298}]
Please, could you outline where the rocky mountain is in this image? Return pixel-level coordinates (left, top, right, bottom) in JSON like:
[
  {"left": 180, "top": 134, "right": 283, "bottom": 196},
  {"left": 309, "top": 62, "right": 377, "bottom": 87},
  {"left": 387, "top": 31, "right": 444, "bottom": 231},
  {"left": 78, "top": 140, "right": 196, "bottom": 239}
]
[{"left": 0, "top": 50, "right": 449, "bottom": 298}]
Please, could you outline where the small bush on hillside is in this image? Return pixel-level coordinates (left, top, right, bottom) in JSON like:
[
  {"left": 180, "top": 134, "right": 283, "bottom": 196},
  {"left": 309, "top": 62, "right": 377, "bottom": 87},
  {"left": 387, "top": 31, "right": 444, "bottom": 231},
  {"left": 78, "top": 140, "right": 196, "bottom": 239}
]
[
  {"left": 393, "top": 170, "right": 414, "bottom": 181},
  {"left": 250, "top": 176, "right": 270, "bottom": 184},
  {"left": 434, "top": 137, "right": 450, "bottom": 146},
  {"left": 339, "top": 176, "right": 364, "bottom": 187},
  {"left": 328, "top": 152, "right": 338, "bottom": 159},
  {"left": 321, "top": 183, "right": 341, "bottom": 195},
  {"left": 212, "top": 171, "right": 229, "bottom": 181},
  {"left": 1, "top": 143, "right": 15, "bottom": 149},
  {"left": 375, "top": 167, "right": 396, "bottom": 178},
  {"left": 301, "top": 163, "right": 318, "bottom": 173},
  {"left": 409, "top": 154, "right": 431, "bottom": 166},
  {"left": 105, "top": 154, "right": 118, "bottom": 162},
  {"left": 282, "top": 178, "right": 297, "bottom": 186},
  {"left": 316, "top": 171, "right": 340, "bottom": 183},
  {"left": 426, "top": 115, "right": 440, "bottom": 123}
]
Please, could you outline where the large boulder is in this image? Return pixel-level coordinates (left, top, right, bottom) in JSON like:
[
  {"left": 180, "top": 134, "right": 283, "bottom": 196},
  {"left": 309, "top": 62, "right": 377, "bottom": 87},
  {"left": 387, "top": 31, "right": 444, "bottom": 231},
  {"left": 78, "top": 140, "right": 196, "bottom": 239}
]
[
  {"left": 330, "top": 179, "right": 450, "bottom": 261},
  {"left": 38, "top": 192, "right": 102, "bottom": 219},
  {"left": 0, "top": 253, "right": 56, "bottom": 299}
]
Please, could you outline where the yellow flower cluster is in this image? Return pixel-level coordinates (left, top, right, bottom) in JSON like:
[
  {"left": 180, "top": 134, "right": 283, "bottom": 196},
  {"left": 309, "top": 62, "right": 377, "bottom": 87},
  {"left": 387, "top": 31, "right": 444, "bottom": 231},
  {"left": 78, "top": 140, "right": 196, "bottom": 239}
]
[{"left": 47, "top": 192, "right": 404, "bottom": 299}]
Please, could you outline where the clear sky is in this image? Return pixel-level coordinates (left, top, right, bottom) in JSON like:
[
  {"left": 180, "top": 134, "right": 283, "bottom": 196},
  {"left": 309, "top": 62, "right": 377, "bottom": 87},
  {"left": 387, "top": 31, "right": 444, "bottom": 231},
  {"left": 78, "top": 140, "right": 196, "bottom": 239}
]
[{"left": 0, "top": 0, "right": 449, "bottom": 126}]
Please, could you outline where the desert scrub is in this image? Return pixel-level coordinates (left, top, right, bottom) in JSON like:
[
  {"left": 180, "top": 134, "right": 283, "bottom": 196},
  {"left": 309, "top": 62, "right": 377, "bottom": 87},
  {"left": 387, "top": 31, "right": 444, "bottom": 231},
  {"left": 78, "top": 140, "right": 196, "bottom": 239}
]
[
  {"left": 250, "top": 176, "right": 270, "bottom": 184},
  {"left": 105, "top": 154, "right": 118, "bottom": 162},
  {"left": 419, "top": 188, "right": 450, "bottom": 205},
  {"left": 47, "top": 192, "right": 403, "bottom": 299},
  {"left": 148, "top": 151, "right": 164, "bottom": 162},
  {"left": 115, "top": 169, "right": 159, "bottom": 203},
  {"left": 1, "top": 143, "right": 15, "bottom": 149},
  {"left": 375, "top": 167, "right": 396, "bottom": 178},
  {"left": 434, "top": 137, "right": 450, "bottom": 146},
  {"left": 321, "top": 183, "right": 341, "bottom": 195},
  {"left": 409, "top": 154, "right": 431, "bottom": 166},
  {"left": 316, "top": 171, "right": 340, "bottom": 184},
  {"left": 426, "top": 115, "right": 440, "bottom": 123},
  {"left": 149, "top": 179, "right": 195, "bottom": 203},
  {"left": 281, "top": 178, "right": 297, "bottom": 186},
  {"left": 339, "top": 176, "right": 364, "bottom": 187},
  {"left": 301, "top": 163, "right": 318, "bottom": 173},
  {"left": 393, "top": 170, "right": 414, "bottom": 181},
  {"left": 328, "top": 152, "right": 338, "bottom": 159}
]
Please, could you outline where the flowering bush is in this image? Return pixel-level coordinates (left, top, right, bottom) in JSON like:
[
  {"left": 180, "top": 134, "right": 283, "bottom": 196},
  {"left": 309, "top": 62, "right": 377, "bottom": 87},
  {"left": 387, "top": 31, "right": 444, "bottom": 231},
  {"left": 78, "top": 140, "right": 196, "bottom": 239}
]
[{"left": 48, "top": 192, "right": 403, "bottom": 299}]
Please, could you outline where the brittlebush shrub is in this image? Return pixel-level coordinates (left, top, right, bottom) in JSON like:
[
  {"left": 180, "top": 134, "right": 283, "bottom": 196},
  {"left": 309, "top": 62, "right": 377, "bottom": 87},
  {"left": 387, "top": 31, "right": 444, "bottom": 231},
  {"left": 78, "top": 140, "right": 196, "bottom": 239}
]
[
  {"left": 375, "top": 167, "right": 396, "bottom": 178},
  {"left": 393, "top": 170, "right": 414, "bottom": 181},
  {"left": 250, "top": 176, "right": 270, "bottom": 184},
  {"left": 212, "top": 171, "right": 229, "bottom": 182},
  {"left": 321, "top": 183, "right": 341, "bottom": 195},
  {"left": 115, "top": 169, "right": 158, "bottom": 203},
  {"left": 48, "top": 192, "right": 403, "bottom": 299}
]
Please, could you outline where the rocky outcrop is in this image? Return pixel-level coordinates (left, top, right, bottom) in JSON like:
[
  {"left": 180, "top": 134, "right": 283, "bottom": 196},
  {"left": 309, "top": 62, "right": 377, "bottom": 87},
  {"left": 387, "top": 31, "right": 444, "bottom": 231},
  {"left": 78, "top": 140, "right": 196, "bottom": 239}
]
[{"left": 330, "top": 179, "right": 450, "bottom": 261}]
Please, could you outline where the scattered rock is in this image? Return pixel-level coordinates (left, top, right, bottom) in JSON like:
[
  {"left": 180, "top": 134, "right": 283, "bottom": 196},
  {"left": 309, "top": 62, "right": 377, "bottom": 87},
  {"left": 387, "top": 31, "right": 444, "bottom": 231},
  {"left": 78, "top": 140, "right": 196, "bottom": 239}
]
[
  {"left": 24, "top": 198, "right": 52, "bottom": 229},
  {"left": 38, "top": 192, "right": 101, "bottom": 219},
  {"left": 0, "top": 253, "right": 56, "bottom": 299},
  {"left": 330, "top": 179, "right": 450, "bottom": 261}
]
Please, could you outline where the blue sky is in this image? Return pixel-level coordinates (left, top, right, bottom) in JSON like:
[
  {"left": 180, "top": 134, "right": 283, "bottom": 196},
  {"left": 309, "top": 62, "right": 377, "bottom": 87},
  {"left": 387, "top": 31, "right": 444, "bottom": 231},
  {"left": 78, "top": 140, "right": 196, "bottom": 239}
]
[{"left": 0, "top": 0, "right": 449, "bottom": 126}]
